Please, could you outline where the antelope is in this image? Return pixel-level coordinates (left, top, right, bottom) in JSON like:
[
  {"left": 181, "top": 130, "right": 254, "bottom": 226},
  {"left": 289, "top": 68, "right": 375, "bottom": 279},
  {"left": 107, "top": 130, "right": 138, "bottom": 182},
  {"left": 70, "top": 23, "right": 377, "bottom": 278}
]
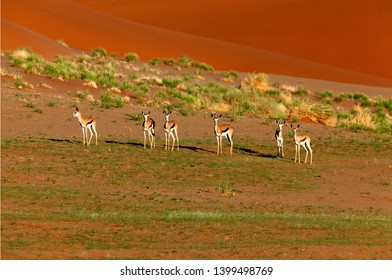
[
  {"left": 275, "top": 119, "right": 286, "bottom": 158},
  {"left": 73, "top": 107, "right": 98, "bottom": 145},
  {"left": 142, "top": 111, "right": 156, "bottom": 149},
  {"left": 163, "top": 110, "right": 179, "bottom": 151},
  {"left": 211, "top": 113, "right": 234, "bottom": 156},
  {"left": 291, "top": 124, "right": 313, "bottom": 164}
]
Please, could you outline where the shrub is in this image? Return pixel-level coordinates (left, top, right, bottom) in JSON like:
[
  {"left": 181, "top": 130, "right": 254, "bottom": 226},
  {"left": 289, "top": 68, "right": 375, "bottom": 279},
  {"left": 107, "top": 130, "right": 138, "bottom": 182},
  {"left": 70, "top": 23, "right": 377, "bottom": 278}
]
[
  {"left": 178, "top": 55, "right": 193, "bottom": 67},
  {"left": 353, "top": 92, "right": 369, "bottom": 102},
  {"left": 240, "top": 73, "right": 269, "bottom": 92},
  {"left": 91, "top": 47, "right": 107, "bottom": 58},
  {"left": 137, "top": 83, "right": 149, "bottom": 94},
  {"left": 222, "top": 71, "right": 239, "bottom": 82},
  {"left": 162, "top": 76, "right": 183, "bottom": 88},
  {"left": 100, "top": 91, "right": 124, "bottom": 108},
  {"left": 47, "top": 101, "right": 58, "bottom": 107},
  {"left": 120, "top": 81, "right": 137, "bottom": 92},
  {"left": 208, "top": 82, "right": 227, "bottom": 94},
  {"left": 125, "top": 113, "right": 143, "bottom": 121},
  {"left": 163, "top": 58, "right": 176, "bottom": 66},
  {"left": 192, "top": 61, "right": 214, "bottom": 71},
  {"left": 334, "top": 92, "right": 353, "bottom": 102},
  {"left": 293, "top": 86, "right": 309, "bottom": 96},
  {"left": 218, "top": 181, "right": 233, "bottom": 194},
  {"left": 337, "top": 106, "right": 376, "bottom": 131},
  {"left": 375, "top": 98, "right": 392, "bottom": 114},
  {"left": 265, "top": 89, "right": 281, "bottom": 96},
  {"left": 124, "top": 52, "right": 139, "bottom": 63},
  {"left": 75, "top": 90, "right": 89, "bottom": 100},
  {"left": 14, "top": 77, "right": 24, "bottom": 89},
  {"left": 149, "top": 58, "right": 160, "bottom": 66},
  {"left": 168, "top": 89, "right": 195, "bottom": 104},
  {"left": 317, "top": 91, "right": 333, "bottom": 100},
  {"left": 288, "top": 99, "right": 336, "bottom": 126},
  {"left": 26, "top": 102, "right": 35, "bottom": 108},
  {"left": 178, "top": 107, "right": 196, "bottom": 116}
]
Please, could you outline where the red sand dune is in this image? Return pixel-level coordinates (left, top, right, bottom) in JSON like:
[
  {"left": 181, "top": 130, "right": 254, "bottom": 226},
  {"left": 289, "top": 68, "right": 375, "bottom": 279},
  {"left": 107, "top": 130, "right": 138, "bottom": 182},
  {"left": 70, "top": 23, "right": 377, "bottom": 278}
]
[{"left": 2, "top": 0, "right": 392, "bottom": 87}]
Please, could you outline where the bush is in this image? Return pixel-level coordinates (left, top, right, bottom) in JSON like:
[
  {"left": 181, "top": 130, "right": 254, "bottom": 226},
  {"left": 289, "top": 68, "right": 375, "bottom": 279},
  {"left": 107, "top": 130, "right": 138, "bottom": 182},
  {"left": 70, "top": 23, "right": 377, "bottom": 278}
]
[
  {"left": 334, "top": 92, "right": 353, "bottom": 102},
  {"left": 240, "top": 73, "right": 269, "bottom": 92},
  {"left": 317, "top": 91, "right": 333, "bottom": 100},
  {"left": 265, "top": 89, "right": 281, "bottom": 96},
  {"left": 100, "top": 91, "right": 124, "bottom": 109},
  {"left": 91, "top": 47, "right": 107, "bottom": 58},
  {"left": 293, "top": 86, "right": 309, "bottom": 96},
  {"left": 163, "top": 58, "right": 176, "bottom": 66},
  {"left": 337, "top": 106, "right": 376, "bottom": 131},
  {"left": 162, "top": 77, "right": 183, "bottom": 88},
  {"left": 178, "top": 55, "right": 193, "bottom": 67},
  {"left": 288, "top": 99, "right": 336, "bottom": 126},
  {"left": 149, "top": 58, "right": 160, "bottom": 66},
  {"left": 124, "top": 53, "right": 139, "bottom": 63},
  {"left": 192, "top": 61, "right": 214, "bottom": 71}
]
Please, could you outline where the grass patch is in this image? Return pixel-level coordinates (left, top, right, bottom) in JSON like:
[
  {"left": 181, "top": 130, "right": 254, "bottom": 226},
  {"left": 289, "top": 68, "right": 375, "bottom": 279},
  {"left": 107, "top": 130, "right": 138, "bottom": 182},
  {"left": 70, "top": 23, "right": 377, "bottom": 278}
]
[
  {"left": 99, "top": 91, "right": 125, "bottom": 108},
  {"left": 288, "top": 99, "right": 336, "bottom": 125}
]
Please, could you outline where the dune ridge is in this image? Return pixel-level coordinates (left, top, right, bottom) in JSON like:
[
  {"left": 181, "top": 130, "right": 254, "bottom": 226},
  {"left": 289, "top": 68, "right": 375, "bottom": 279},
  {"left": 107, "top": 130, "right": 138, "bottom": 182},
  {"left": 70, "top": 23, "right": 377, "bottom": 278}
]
[
  {"left": 2, "top": 0, "right": 392, "bottom": 88},
  {"left": 74, "top": 0, "right": 392, "bottom": 79}
]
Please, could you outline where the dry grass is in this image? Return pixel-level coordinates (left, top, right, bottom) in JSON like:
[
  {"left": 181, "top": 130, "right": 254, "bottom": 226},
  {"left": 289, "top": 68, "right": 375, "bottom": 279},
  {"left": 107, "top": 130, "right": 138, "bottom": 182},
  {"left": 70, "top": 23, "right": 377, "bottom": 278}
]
[
  {"left": 11, "top": 49, "right": 31, "bottom": 60},
  {"left": 240, "top": 72, "right": 270, "bottom": 92},
  {"left": 288, "top": 99, "right": 336, "bottom": 126},
  {"left": 340, "top": 105, "right": 377, "bottom": 130}
]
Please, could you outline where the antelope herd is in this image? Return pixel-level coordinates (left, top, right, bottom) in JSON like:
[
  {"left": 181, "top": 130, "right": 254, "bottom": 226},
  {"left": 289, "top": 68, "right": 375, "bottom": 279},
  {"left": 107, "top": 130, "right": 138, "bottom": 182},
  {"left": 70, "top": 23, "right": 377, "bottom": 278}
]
[{"left": 73, "top": 108, "right": 313, "bottom": 164}]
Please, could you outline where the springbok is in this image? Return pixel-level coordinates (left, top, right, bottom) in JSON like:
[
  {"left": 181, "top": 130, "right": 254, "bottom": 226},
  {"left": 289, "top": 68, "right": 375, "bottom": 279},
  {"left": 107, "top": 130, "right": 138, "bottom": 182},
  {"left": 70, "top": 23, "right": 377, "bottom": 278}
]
[
  {"left": 142, "top": 111, "right": 156, "bottom": 149},
  {"left": 163, "top": 110, "right": 179, "bottom": 151},
  {"left": 73, "top": 107, "right": 98, "bottom": 145},
  {"left": 211, "top": 113, "right": 234, "bottom": 156},
  {"left": 275, "top": 119, "right": 286, "bottom": 158},
  {"left": 291, "top": 124, "right": 313, "bottom": 164}
]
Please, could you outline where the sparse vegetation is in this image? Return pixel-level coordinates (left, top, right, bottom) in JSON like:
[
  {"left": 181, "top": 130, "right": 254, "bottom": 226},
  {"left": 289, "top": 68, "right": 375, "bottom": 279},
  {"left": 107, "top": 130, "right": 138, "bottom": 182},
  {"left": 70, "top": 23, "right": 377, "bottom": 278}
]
[
  {"left": 99, "top": 91, "right": 125, "bottom": 109},
  {"left": 2, "top": 46, "right": 392, "bottom": 260},
  {"left": 149, "top": 57, "right": 160, "bottom": 66},
  {"left": 3, "top": 48, "right": 391, "bottom": 133},
  {"left": 47, "top": 101, "right": 58, "bottom": 107},
  {"left": 293, "top": 86, "right": 309, "bottom": 96},
  {"left": 124, "top": 52, "right": 139, "bottom": 63},
  {"left": 2, "top": 137, "right": 391, "bottom": 259},
  {"left": 14, "top": 77, "right": 24, "bottom": 89},
  {"left": 91, "top": 47, "right": 107, "bottom": 58},
  {"left": 240, "top": 72, "right": 270, "bottom": 92},
  {"left": 288, "top": 99, "right": 336, "bottom": 126}
]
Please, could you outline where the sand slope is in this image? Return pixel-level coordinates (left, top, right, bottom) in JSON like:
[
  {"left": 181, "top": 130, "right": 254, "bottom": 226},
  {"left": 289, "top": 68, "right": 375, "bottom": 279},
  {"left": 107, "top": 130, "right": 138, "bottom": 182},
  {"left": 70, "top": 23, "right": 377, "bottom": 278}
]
[
  {"left": 75, "top": 0, "right": 392, "bottom": 80},
  {"left": 2, "top": 0, "right": 392, "bottom": 87}
]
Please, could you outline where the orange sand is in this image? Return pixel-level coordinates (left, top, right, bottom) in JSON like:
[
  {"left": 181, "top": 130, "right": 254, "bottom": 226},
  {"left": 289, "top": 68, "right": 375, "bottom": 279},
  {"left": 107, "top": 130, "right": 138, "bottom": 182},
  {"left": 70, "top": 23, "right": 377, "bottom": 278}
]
[{"left": 2, "top": 0, "right": 392, "bottom": 87}]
